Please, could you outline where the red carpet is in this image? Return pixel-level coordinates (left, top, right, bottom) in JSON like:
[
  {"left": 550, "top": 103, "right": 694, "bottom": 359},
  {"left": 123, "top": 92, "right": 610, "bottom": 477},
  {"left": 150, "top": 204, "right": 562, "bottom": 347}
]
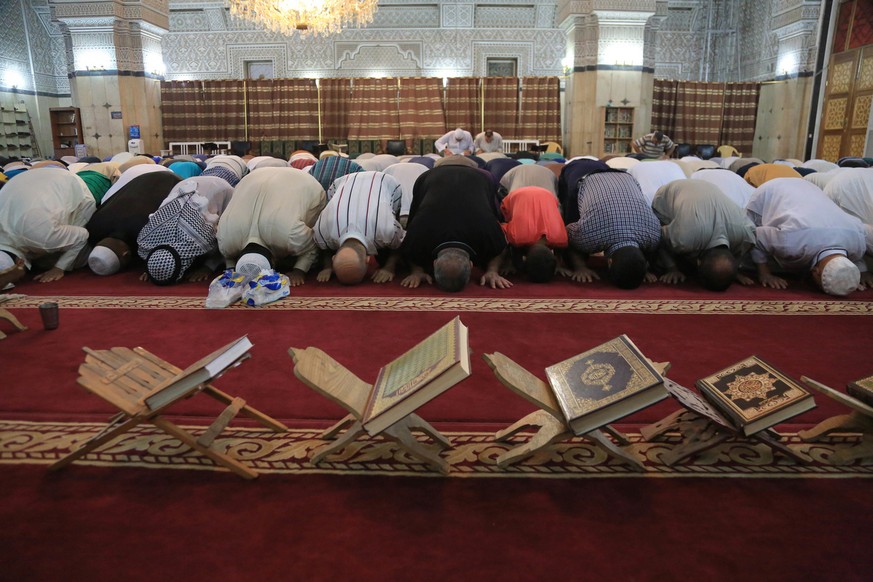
[{"left": 1, "top": 268, "right": 872, "bottom": 580}]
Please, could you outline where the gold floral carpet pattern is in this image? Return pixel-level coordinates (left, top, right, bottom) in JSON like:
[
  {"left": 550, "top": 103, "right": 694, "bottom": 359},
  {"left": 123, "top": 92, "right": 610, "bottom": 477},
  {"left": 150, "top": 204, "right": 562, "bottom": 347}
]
[
  {"left": 3, "top": 295, "right": 873, "bottom": 315},
  {"left": 1, "top": 420, "right": 870, "bottom": 478}
]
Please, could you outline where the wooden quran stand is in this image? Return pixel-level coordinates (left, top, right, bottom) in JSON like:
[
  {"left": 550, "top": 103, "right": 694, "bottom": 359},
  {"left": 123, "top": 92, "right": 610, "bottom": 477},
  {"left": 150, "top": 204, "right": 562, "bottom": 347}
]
[
  {"left": 482, "top": 352, "right": 667, "bottom": 472},
  {"left": 288, "top": 347, "right": 453, "bottom": 474},
  {"left": 640, "top": 378, "right": 807, "bottom": 466},
  {"left": 798, "top": 376, "right": 873, "bottom": 464},
  {"left": 50, "top": 346, "right": 288, "bottom": 479},
  {"left": 0, "top": 308, "right": 27, "bottom": 339}
]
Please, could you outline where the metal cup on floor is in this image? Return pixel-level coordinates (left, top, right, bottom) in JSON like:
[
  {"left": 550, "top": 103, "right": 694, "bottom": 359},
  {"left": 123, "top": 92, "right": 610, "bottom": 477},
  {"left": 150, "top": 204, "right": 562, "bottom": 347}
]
[{"left": 39, "top": 302, "right": 59, "bottom": 330}]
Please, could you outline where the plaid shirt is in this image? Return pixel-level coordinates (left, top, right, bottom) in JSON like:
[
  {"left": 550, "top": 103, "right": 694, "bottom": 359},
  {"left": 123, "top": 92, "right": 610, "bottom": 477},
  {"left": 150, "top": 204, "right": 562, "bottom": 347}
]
[{"left": 566, "top": 171, "right": 661, "bottom": 255}]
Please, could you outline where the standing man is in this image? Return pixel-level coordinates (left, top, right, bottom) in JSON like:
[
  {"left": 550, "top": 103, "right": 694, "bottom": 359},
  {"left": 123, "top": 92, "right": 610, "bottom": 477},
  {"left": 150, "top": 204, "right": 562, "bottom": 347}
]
[
  {"left": 218, "top": 167, "right": 326, "bottom": 287},
  {"left": 473, "top": 129, "right": 503, "bottom": 154},
  {"left": 434, "top": 128, "right": 474, "bottom": 157},
  {"left": 631, "top": 130, "right": 676, "bottom": 159},
  {"left": 313, "top": 171, "right": 405, "bottom": 285}
]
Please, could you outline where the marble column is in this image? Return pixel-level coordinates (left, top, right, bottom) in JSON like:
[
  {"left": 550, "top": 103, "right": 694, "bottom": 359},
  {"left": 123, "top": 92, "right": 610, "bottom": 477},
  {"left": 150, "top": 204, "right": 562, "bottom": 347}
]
[{"left": 51, "top": 0, "right": 168, "bottom": 158}]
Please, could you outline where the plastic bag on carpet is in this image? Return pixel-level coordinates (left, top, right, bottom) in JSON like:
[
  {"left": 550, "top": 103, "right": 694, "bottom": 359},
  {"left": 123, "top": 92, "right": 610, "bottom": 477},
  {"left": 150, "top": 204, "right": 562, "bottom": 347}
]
[
  {"left": 205, "top": 269, "right": 246, "bottom": 308},
  {"left": 242, "top": 269, "right": 290, "bottom": 307}
]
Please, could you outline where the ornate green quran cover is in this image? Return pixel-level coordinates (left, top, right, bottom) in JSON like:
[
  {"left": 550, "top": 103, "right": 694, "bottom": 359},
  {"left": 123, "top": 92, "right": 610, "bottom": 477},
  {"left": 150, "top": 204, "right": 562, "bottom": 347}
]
[
  {"left": 362, "top": 317, "right": 471, "bottom": 435},
  {"left": 544, "top": 335, "right": 666, "bottom": 435},
  {"left": 847, "top": 374, "right": 873, "bottom": 407},
  {"left": 696, "top": 356, "right": 815, "bottom": 436}
]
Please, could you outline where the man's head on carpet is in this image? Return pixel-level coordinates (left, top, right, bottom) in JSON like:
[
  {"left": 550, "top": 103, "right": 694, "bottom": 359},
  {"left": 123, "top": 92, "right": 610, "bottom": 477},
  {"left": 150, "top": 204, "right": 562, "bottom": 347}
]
[
  {"left": 698, "top": 246, "right": 737, "bottom": 292},
  {"left": 88, "top": 238, "right": 132, "bottom": 276},
  {"left": 434, "top": 247, "right": 472, "bottom": 292},
  {"left": 333, "top": 239, "right": 367, "bottom": 285},
  {"left": 237, "top": 243, "right": 273, "bottom": 283},
  {"left": 608, "top": 245, "right": 647, "bottom": 290},
  {"left": 812, "top": 253, "right": 860, "bottom": 296},
  {"left": 524, "top": 239, "right": 557, "bottom": 283},
  {"left": 146, "top": 245, "right": 193, "bottom": 285}
]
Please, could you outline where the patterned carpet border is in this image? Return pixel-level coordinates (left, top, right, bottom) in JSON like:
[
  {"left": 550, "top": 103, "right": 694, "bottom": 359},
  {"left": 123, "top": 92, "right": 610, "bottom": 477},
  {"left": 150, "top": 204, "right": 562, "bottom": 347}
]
[
  {"left": 3, "top": 295, "right": 873, "bottom": 315},
  {"left": 1, "top": 420, "right": 870, "bottom": 479}
]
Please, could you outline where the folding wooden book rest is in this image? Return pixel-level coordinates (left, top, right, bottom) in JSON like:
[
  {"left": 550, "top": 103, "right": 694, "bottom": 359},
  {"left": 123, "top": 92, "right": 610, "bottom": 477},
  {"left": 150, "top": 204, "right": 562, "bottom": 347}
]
[
  {"left": 798, "top": 376, "right": 873, "bottom": 464},
  {"left": 0, "top": 308, "right": 27, "bottom": 340},
  {"left": 288, "top": 347, "right": 453, "bottom": 474},
  {"left": 482, "top": 353, "right": 668, "bottom": 471},
  {"left": 640, "top": 378, "right": 807, "bottom": 466},
  {"left": 50, "top": 345, "right": 288, "bottom": 479}
]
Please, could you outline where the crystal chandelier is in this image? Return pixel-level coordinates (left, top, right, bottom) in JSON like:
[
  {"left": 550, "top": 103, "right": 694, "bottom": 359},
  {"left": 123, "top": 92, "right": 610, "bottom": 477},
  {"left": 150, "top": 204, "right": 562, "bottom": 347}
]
[{"left": 228, "top": 0, "right": 379, "bottom": 37}]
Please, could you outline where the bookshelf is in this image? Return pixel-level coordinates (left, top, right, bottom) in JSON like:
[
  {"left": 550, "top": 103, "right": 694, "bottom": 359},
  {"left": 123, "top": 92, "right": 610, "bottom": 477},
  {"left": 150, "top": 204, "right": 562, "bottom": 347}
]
[
  {"left": 601, "top": 106, "right": 634, "bottom": 156},
  {"left": 49, "top": 107, "right": 83, "bottom": 159},
  {"left": 0, "top": 101, "right": 34, "bottom": 159}
]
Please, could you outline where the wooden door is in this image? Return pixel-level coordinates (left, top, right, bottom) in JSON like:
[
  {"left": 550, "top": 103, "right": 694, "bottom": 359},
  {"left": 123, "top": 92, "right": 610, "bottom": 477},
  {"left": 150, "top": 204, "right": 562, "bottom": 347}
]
[{"left": 819, "top": 50, "right": 859, "bottom": 161}]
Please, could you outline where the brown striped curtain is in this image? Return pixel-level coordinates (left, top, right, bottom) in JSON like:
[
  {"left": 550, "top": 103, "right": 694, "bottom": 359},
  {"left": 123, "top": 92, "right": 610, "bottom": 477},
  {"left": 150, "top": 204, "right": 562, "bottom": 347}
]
[
  {"left": 246, "top": 79, "right": 319, "bottom": 142},
  {"left": 398, "top": 77, "right": 446, "bottom": 152},
  {"left": 518, "top": 76, "right": 561, "bottom": 142},
  {"left": 445, "top": 77, "right": 480, "bottom": 134},
  {"left": 483, "top": 77, "right": 519, "bottom": 139},
  {"left": 719, "top": 82, "right": 760, "bottom": 155},
  {"left": 160, "top": 80, "right": 246, "bottom": 142},
  {"left": 319, "top": 78, "right": 351, "bottom": 142},
  {"left": 652, "top": 79, "right": 759, "bottom": 153},
  {"left": 347, "top": 78, "right": 400, "bottom": 149}
]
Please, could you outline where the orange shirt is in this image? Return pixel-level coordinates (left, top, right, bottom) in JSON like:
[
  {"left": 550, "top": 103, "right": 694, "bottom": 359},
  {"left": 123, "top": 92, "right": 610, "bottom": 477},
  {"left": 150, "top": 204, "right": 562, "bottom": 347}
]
[
  {"left": 744, "top": 163, "right": 801, "bottom": 187},
  {"left": 500, "top": 186, "right": 568, "bottom": 248}
]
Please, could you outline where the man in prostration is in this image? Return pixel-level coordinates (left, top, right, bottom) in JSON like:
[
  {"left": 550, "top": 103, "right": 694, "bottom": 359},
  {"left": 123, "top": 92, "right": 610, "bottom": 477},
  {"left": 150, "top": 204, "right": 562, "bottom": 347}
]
[
  {"left": 137, "top": 175, "right": 235, "bottom": 284},
  {"left": 563, "top": 169, "right": 661, "bottom": 289},
  {"left": 631, "top": 130, "right": 676, "bottom": 159},
  {"left": 651, "top": 179, "right": 757, "bottom": 291},
  {"left": 821, "top": 168, "right": 873, "bottom": 288},
  {"left": 499, "top": 186, "right": 568, "bottom": 283},
  {"left": 0, "top": 168, "right": 97, "bottom": 283},
  {"left": 400, "top": 165, "right": 510, "bottom": 291},
  {"left": 86, "top": 170, "right": 181, "bottom": 275},
  {"left": 313, "top": 171, "right": 405, "bottom": 285},
  {"left": 434, "top": 128, "right": 474, "bottom": 157},
  {"left": 473, "top": 129, "right": 503, "bottom": 155},
  {"left": 745, "top": 177, "right": 868, "bottom": 295},
  {"left": 217, "top": 167, "right": 326, "bottom": 287}
]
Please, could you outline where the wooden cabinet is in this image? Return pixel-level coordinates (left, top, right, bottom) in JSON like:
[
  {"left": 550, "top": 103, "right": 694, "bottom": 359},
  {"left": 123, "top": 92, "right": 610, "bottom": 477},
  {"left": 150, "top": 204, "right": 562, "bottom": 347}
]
[
  {"left": 601, "top": 106, "right": 634, "bottom": 156},
  {"left": 0, "top": 102, "right": 35, "bottom": 159},
  {"left": 50, "top": 107, "right": 83, "bottom": 159}
]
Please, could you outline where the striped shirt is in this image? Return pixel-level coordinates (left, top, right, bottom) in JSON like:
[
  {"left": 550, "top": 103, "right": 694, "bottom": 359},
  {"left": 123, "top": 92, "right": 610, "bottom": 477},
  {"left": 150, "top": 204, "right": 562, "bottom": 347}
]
[
  {"left": 310, "top": 156, "right": 364, "bottom": 193},
  {"left": 566, "top": 171, "right": 661, "bottom": 256},
  {"left": 633, "top": 133, "right": 674, "bottom": 159},
  {"left": 313, "top": 171, "right": 405, "bottom": 254}
]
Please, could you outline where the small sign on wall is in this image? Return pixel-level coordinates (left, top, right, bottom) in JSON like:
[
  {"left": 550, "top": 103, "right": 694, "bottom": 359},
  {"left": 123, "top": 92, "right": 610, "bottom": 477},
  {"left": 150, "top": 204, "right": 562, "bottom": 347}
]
[
  {"left": 129, "top": 125, "right": 140, "bottom": 139},
  {"left": 111, "top": 111, "right": 122, "bottom": 119}
]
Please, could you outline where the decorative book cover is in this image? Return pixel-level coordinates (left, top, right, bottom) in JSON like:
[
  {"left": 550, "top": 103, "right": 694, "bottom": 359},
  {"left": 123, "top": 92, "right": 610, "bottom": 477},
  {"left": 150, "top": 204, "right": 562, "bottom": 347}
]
[
  {"left": 362, "top": 317, "right": 470, "bottom": 433},
  {"left": 696, "top": 356, "right": 815, "bottom": 436},
  {"left": 847, "top": 374, "right": 873, "bottom": 407},
  {"left": 545, "top": 335, "right": 665, "bottom": 434}
]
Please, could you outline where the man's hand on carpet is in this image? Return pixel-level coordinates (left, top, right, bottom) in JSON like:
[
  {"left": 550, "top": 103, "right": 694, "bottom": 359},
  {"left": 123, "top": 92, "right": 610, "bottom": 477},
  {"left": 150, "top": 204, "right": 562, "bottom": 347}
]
[
  {"left": 0, "top": 258, "right": 26, "bottom": 288},
  {"left": 759, "top": 272, "right": 787, "bottom": 289},
  {"left": 859, "top": 271, "right": 873, "bottom": 290},
  {"left": 139, "top": 271, "right": 149, "bottom": 282},
  {"left": 559, "top": 266, "right": 600, "bottom": 283},
  {"left": 185, "top": 266, "right": 212, "bottom": 283},
  {"left": 288, "top": 270, "right": 306, "bottom": 287},
  {"left": 316, "top": 267, "right": 332, "bottom": 282},
  {"left": 644, "top": 271, "right": 658, "bottom": 283},
  {"left": 735, "top": 272, "right": 755, "bottom": 286},
  {"left": 401, "top": 270, "right": 431, "bottom": 288},
  {"left": 480, "top": 271, "right": 512, "bottom": 289},
  {"left": 659, "top": 269, "right": 685, "bottom": 285},
  {"left": 33, "top": 267, "right": 64, "bottom": 283},
  {"left": 371, "top": 268, "right": 394, "bottom": 283}
]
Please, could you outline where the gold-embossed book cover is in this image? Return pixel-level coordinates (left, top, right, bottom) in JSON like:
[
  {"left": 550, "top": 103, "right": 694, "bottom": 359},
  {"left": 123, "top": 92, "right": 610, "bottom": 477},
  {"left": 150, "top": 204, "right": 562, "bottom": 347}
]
[
  {"left": 544, "top": 335, "right": 666, "bottom": 435},
  {"left": 696, "top": 356, "right": 815, "bottom": 436},
  {"left": 847, "top": 374, "right": 873, "bottom": 407},
  {"left": 362, "top": 317, "right": 471, "bottom": 435}
]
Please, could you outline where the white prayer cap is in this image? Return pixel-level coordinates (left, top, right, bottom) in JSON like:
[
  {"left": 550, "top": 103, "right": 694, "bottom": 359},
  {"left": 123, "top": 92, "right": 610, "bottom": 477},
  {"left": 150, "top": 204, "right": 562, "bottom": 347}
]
[
  {"left": 454, "top": 128, "right": 464, "bottom": 140},
  {"left": 0, "top": 251, "right": 14, "bottom": 271},
  {"left": 88, "top": 245, "right": 121, "bottom": 276},
  {"left": 236, "top": 252, "right": 272, "bottom": 282},
  {"left": 821, "top": 256, "right": 860, "bottom": 296},
  {"left": 111, "top": 151, "right": 134, "bottom": 164}
]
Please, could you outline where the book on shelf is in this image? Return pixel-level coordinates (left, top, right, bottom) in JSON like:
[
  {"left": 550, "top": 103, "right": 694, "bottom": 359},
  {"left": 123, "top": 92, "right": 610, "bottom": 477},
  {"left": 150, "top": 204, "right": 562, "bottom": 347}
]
[
  {"left": 143, "top": 335, "right": 253, "bottom": 410},
  {"left": 696, "top": 356, "right": 815, "bottom": 436},
  {"left": 361, "top": 316, "right": 471, "bottom": 435},
  {"left": 847, "top": 374, "right": 873, "bottom": 407},
  {"left": 545, "top": 335, "right": 667, "bottom": 435}
]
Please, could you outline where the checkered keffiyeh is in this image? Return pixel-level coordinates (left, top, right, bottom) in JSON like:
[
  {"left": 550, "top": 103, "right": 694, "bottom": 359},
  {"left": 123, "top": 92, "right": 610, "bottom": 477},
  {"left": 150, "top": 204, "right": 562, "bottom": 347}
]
[
  {"left": 201, "top": 166, "right": 242, "bottom": 187},
  {"left": 137, "top": 193, "right": 217, "bottom": 283},
  {"left": 567, "top": 171, "right": 661, "bottom": 255}
]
